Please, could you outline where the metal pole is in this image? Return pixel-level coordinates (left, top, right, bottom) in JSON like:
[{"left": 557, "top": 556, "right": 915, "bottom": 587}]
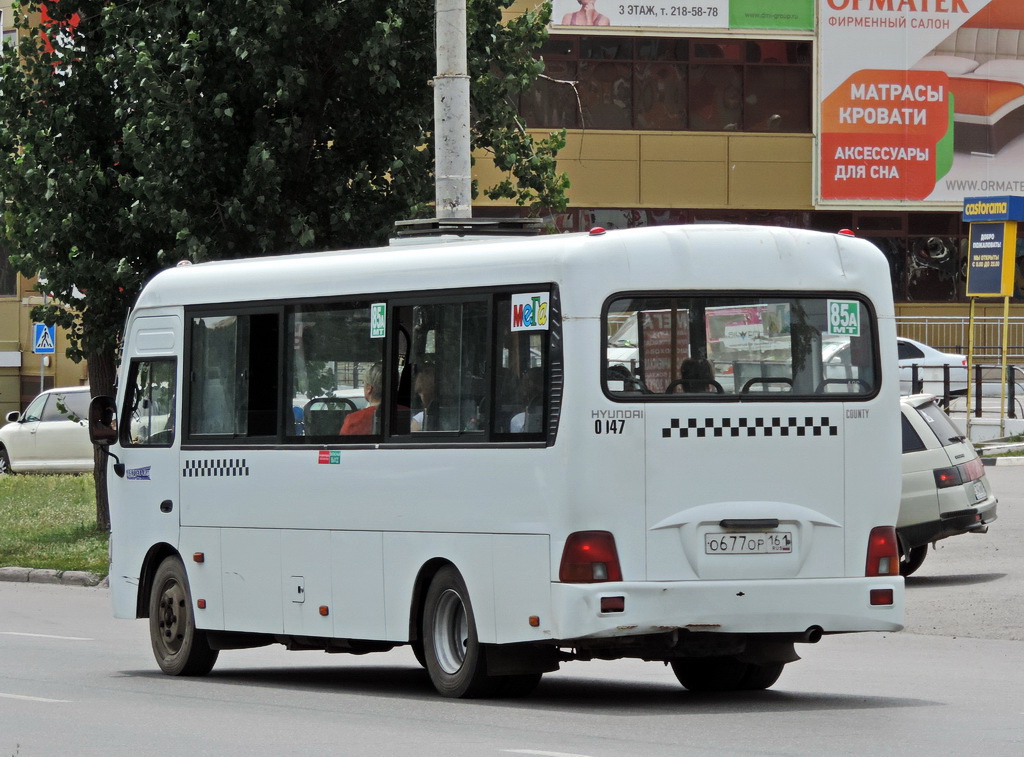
[
  {"left": 1001, "top": 295, "right": 1010, "bottom": 436},
  {"left": 966, "top": 297, "right": 976, "bottom": 439},
  {"left": 434, "top": 0, "right": 472, "bottom": 219}
]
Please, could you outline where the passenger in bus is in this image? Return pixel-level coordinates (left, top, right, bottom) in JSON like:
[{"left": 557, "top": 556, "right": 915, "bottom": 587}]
[
  {"left": 411, "top": 364, "right": 438, "bottom": 431},
  {"left": 339, "top": 362, "right": 383, "bottom": 435},
  {"left": 510, "top": 367, "right": 544, "bottom": 433},
  {"left": 674, "top": 358, "right": 716, "bottom": 393}
]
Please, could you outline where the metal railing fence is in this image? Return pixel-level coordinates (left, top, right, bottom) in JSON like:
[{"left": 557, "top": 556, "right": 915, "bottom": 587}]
[{"left": 895, "top": 315, "right": 1024, "bottom": 362}]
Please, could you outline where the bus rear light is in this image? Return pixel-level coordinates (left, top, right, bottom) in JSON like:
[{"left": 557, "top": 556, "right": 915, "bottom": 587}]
[
  {"left": 870, "top": 589, "right": 894, "bottom": 606},
  {"left": 559, "top": 531, "right": 623, "bottom": 583},
  {"left": 865, "top": 526, "right": 899, "bottom": 577}
]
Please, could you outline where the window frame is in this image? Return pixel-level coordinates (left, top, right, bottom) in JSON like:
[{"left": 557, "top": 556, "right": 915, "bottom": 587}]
[{"left": 180, "top": 285, "right": 563, "bottom": 448}]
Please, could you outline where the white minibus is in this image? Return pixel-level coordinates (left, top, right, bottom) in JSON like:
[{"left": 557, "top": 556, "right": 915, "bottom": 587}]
[{"left": 91, "top": 224, "right": 904, "bottom": 698}]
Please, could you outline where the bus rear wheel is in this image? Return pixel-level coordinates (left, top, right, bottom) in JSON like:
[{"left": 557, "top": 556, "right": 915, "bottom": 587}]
[
  {"left": 149, "top": 556, "right": 218, "bottom": 676},
  {"left": 670, "top": 657, "right": 784, "bottom": 691},
  {"left": 900, "top": 544, "right": 928, "bottom": 576},
  {"left": 422, "top": 566, "right": 497, "bottom": 698}
]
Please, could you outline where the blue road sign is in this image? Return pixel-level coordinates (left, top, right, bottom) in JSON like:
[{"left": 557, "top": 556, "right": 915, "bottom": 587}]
[{"left": 32, "top": 323, "right": 56, "bottom": 355}]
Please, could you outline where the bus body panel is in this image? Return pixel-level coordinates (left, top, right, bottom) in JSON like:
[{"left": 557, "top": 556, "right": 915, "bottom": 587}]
[
  {"left": 108, "top": 312, "right": 183, "bottom": 620},
  {"left": 105, "top": 225, "right": 904, "bottom": 667},
  {"left": 549, "top": 576, "right": 903, "bottom": 641}
]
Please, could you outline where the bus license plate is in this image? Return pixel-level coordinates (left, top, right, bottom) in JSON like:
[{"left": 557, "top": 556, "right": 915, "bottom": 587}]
[{"left": 705, "top": 532, "right": 793, "bottom": 555}]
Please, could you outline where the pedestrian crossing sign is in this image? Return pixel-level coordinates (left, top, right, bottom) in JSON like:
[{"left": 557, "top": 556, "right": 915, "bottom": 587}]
[{"left": 33, "top": 323, "right": 56, "bottom": 355}]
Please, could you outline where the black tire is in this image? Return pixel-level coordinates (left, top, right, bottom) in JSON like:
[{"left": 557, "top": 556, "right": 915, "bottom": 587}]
[
  {"left": 900, "top": 544, "right": 928, "bottom": 577},
  {"left": 670, "top": 656, "right": 749, "bottom": 691},
  {"left": 671, "top": 656, "right": 783, "bottom": 692},
  {"left": 421, "top": 566, "right": 497, "bottom": 698},
  {"left": 149, "top": 556, "right": 218, "bottom": 676},
  {"left": 739, "top": 662, "right": 785, "bottom": 690},
  {"left": 410, "top": 637, "right": 427, "bottom": 669},
  {"left": 0, "top": 446, "right": 13, "bottom": 475}
]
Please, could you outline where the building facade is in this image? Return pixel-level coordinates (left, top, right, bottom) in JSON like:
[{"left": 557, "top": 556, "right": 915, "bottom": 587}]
[{"left": 482, "top": 0, "right": 1024, "bottom": 325}]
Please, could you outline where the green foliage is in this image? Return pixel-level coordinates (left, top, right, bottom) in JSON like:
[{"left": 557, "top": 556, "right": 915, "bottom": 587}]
[{"left": 0, "top": 0, "right": 566, "bottom": 379}]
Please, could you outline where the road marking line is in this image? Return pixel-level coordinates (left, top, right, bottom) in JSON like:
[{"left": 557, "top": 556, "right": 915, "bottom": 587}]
[
  {"left": 0, "top": 631, "right": 93, "bottom": 641},
  {"left": 0, "top": 693, "right": 72, "bottom": 703},
  {"left": 502, "top": 751, "right": 596, "bottom": 757}
]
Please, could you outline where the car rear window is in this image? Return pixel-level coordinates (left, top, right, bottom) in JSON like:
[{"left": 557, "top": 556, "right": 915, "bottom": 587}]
[{"left": 911, "top": 400, "right": 964, "bottom": 447}]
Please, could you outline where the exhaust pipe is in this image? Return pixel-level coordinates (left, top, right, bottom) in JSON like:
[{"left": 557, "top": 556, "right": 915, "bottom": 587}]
[{"left": 802, "top": 626, "right": 823, "bottom": 644}]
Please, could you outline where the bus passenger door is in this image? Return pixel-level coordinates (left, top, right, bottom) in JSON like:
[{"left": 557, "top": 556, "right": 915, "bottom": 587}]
[{"left": 108, "top": 316, "right": 182, "bottom": 618}]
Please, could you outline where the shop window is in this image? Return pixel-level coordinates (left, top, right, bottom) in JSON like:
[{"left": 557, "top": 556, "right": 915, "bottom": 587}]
[
  {"left": 579, "top": 61, "right": 632, "bottom": 129},
  {"left": 744, "top": 66, "right": 811, "bottom": 132},
  {"left": 523, "top": 36, "right": 812, "bottom": 135}
]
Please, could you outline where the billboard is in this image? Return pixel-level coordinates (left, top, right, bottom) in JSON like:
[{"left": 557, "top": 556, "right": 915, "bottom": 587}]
[
  {"left": 551, "top": 0, "right": 813, "bottom": 31},
  {"left": 820, "top": 0, "right": 1024, "bottom": 205}
]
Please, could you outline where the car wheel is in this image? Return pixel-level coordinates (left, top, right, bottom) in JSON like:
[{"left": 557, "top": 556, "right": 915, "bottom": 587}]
[
  {"left": 0, "top": 446, "right": 12, "bottom": 475},
  {"left": 149, "top": 555, "right": 219, "bottom": 676},
  {"left": 900, "top": 544, "right": 928, "bottom": 577}
]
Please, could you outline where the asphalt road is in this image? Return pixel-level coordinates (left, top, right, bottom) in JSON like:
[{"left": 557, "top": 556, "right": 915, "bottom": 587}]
[{"left": 1, "top": 465, "right": 1022, "bottom": 756}]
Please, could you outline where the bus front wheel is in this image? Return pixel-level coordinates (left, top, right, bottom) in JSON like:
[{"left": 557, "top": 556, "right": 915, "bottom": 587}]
[
  {"left": 422, "top": 566, "right": 493, "bottom": 698},
  {"left": 148, "top": 555, "right": 219, "bottom": 676}
]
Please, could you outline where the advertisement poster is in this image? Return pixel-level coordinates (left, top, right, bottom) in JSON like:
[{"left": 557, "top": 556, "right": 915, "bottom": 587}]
[
  {"left": 551, "top": 0, "right": 812, "bottom": 31},
  {"left": 639, "top": 310, "right": 690, "bottom": 393},
  {"left": 820, "top": 0, "right": 1024, "bottom": 204},
  {"left": 966, "top": 221, "right": 1014, "bottom": 296}
]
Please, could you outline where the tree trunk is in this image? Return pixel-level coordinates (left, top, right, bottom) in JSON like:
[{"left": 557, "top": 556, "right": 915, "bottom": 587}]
[{"left": 88, "top": 347, "right": 118, "bottom": 532}]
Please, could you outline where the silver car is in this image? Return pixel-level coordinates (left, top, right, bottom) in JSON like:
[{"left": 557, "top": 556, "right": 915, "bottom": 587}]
[
  {"left": 0, "top": 386, "right": 94, "bottom": 474},
  {"left": 898, "top": 394, "right": 997, "bottom": 575}
]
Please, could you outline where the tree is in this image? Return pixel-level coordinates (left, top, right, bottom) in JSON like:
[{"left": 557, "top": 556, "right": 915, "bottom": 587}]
[{"left": 0, "top": 0, "right": 567, "bottom": 529}]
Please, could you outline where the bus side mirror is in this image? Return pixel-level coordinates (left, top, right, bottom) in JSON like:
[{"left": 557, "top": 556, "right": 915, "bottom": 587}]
[{"left": 88, "top": 396, "right": 118, "bottom": 446}]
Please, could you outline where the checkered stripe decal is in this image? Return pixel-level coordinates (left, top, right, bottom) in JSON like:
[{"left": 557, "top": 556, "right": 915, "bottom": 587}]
[
  {"left": 182, "top": 459, "right": 250, "bottom": 477},
  {"left": 662, "top": 416, "right": 838, "bottom": 439}
]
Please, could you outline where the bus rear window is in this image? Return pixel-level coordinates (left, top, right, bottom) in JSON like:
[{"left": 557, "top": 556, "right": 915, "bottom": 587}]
[{"left": 605, "top": 294, "right": 877, "bottom": 399}]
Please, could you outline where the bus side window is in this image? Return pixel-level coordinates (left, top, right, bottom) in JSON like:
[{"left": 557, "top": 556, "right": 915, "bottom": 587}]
[
  {"left": 126, "top": 359, "right": 176, "bottom": 446},
  {"left": 399, "top": 301, "right": 488, "bottom": 435},
  {"left": 286, "top": 302, "right": 386, "bottom": 441},
  {"left": 496, "top": 295, "right": 548, "bottom": 437}
]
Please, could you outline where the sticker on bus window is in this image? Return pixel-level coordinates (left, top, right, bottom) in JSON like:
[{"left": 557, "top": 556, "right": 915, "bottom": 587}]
[
  {"left": 511, "top": 292, "right": 549, "bottom": 331},
  {"left": 370, "top": 303, "right": 387, "bottom": 339},
  {"left": 827, "top": 300, "right": 860, "bottom": 337}
]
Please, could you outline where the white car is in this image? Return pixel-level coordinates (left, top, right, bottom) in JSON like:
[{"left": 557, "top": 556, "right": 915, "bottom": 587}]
[
  {"left": 897, "top": 337, "right": 967, "bottom": 394},
  {"left": 0, "top": 386, "right": 94, "bottom": 474},
  {"left": 898, "top": 394, "right": 997, "bottom": 576}
]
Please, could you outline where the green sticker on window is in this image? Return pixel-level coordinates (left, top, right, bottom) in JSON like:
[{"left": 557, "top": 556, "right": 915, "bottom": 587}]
[
  {"left": 370, "top": 303, "right": 386, "bottom": 339},
  {"left": 827, "top": 300, "right": 860, "bottom": 337}
]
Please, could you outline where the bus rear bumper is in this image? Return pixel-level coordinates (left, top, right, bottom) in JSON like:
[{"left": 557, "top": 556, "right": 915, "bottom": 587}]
[{"left": 548, "top": 577, "right": 904, "bottom": 643}]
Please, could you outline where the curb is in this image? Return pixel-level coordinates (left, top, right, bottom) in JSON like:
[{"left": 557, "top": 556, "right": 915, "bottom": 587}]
[
  {"left": 981, "top": 456, "right": 1024, "bottom": 466},
  {"left": 0, "top": 566, "right": 107, "bottom": 587}
]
